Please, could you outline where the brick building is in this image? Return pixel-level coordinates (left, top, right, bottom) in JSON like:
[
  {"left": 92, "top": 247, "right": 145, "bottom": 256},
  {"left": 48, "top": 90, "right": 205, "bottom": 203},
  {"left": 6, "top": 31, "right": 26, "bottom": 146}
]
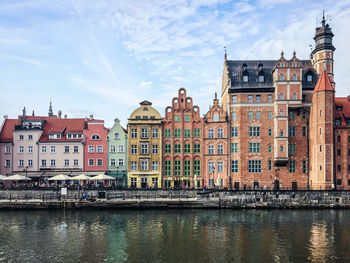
[{"left": 162, "top": 88, "right": 203, "bottom": 188}]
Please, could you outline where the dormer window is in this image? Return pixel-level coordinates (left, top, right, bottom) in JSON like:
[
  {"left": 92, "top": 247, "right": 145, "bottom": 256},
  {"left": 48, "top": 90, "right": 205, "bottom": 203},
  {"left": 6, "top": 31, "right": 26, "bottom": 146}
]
[
  {"left": 243, "top": 75, "right": 248, "bottom": 82},
  {"left": 258, "top": 63, "right": 263, "bottom": 72},
  {"left": 91, "top": 134, "right": 101, "bottom": 140},
  {"left": 293, "top": 62, "right": 296, "bottom": 68},
  {"left": 49, "top": 133, "right": 61, "bottom": 139},
  {"left": 143, "top": 107, "right": 148, "bottom": 111},
  {"left": 242, "top": 63, "right": 247, "bottom": 71},
  {"left": 280, "top": 62, "right": 284, "bottom": 68},
  {"left": 258, "top": 75, "right": 264, "bottom": 82}
]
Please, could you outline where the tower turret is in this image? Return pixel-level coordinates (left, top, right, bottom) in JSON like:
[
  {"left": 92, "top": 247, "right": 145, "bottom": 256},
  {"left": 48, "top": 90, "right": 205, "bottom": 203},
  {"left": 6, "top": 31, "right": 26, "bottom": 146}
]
[
  {"left": 312, "top": 11, "right": 335, "bottom": 85},
  {"left": 48, "top": 101, "right": 53, "bottom": 117}
]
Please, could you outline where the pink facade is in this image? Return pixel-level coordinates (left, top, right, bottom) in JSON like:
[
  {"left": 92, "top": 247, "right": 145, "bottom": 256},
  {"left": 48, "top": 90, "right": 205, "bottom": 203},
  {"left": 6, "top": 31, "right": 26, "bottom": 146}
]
[{"left": 83, "top": 120, "right": 109, "bottom": 172}]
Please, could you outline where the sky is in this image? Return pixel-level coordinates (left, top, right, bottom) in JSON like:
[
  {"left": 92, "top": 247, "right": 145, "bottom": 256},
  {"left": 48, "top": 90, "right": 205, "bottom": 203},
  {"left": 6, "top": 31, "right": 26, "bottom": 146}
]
[{"left": 1, "top": 0, "right": 350, "bottom": 128}]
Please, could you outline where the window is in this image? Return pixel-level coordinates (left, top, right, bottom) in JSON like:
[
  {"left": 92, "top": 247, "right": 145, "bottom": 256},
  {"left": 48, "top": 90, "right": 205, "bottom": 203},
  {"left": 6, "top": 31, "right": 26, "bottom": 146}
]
[
  {"left": 174, "top": 160, "right": 181, "bottom": 176},
  {"left": 174, "top": 144, "right": 181, "bottom": 154},
  {"left": 335, "top": 119, "right": 341, "bottom": 126},
  {"left": 248, "top": 95, "right": 253, "bottom": 103},
  {"left": 302, "top": 126, "right": 307, "bottom": 136},
  {"left": 208, "top": 161, "right": 214, "bottom": 173},
  {"left": 232, "top": 112, "right": 237, "bottom": 121},
  {"left": 74, "top": 159, "right": 78, "bottom": 166},
  {"left": 290, "top": 111, "right": 294, "bottom": 120},
  {"left": 141, "top": 128, "right": 148, "bottom": 138},
  {"left": 27, "top": 159, "right": 33, "bottom": 167},
  {"left": 337, "top": 149, "right": 341, "bottom": 156},
  {"left": 243, "top": 75, "right": 248, "bottom": 82},
  {"left": 152, "top": 161, "right": 159, "bottom": 171},
  {"left": 293, "top": 94, "right": 297, "bottom": 100},
  {"left": 152, "top": 129, "right": 159, "bottom": 138},
  {"left": 130, "top": 178, "right": 137, "bottom": 188},
  {"left": 5, "top": 146, "right": 11, "bottom": 153},
  {"left": 232, "top": 95, "right": 237, "bottom": 103},
  {"left": 5, "top": 160, "right": 10, "bottom": 167},
  {"left": 118, "top": 145, "right": 124, "bottom": 153},
  {"left": 208, "top": 129, "right": 214, "bottom": 138},
  {"left": 64, "top": 146, "right": 69, "bottom": 153},
  {"left": 140, "top": 160, "right": 148, "bottom": 171},
  {"left": 131, "top": 161, "right": 137, "bottom": 171},
  {"left": 248, "top": 160, "right": 261, "bottom": 173},
  {"left": 302, "top": 111, "right": 307, "bottom": 119},
  {"left": 217, "top": 161, "right": 223, "bottom": 173},
  {"left": 114, "top": 133, "right": 120, "bottom": 139},
  {"left": 268, "top": 145, "right": 272, "bottom": 153},
  {"left": 194, "top": 160, "right": 200, "bottom": 175},
  {"left": 184, "top": 160, "right": 191, "bottom": 176},
  {"left": 249, "top": 126, "right": 260, "bottom": 137},
  {"left": 289, "top": 144, "right": 296, "bottom": 154},
  {"left": 110, "top": 145, "right": 116, "bottom": 153},
  {"left": 249, "top": 143, "right": 260, "bottom": 153},
  {"left": 184, "top": 115, "right": 190, "bottom": 122},
  {"left": 51, "top": 159, "right": 56, "bottom": 166},
  {"left": 141, "top": 144, "right": 148, "bottom": 154},
  {"left": 28, "top": 135, "right": 33, "bottom": 140},
  {"left": 50, "top": 146, "right": 56, "bottom": 153},
  {"left": 194, "top": 144, "right": 200, "bottom": 154},
  {"left": 152, "top": 145, "right": 158, "bottom": 154},
  {"left": 231, "top": 127, "right": 238, "bottom": 137},
  {"left": 110, "top": 159, "right": 116, "bottom": 166},
  {"left": 64, "top": 159, "right": 69, "bottom": 166},
  {"left": 217, "top": 128, "right": 223, "bottom": 138},
  {"left": 91, "top": 134, "right": 100, "bottom": 140},
  {"left": 74, "top": 146, "right": 79, "bottom": 153},
  {"left": 320, "top": 145, "right": 322, "bottom": 152},
  {"left": 19, "top": 134, "right": 24, "bottom": 140},
  {"left": 268, "top": 128, "right": 272, "bottom": 136},
  {"left": 41, "top": 159, "right": 46, "bottom": 167},
  {"left": 184, "top": 144, "right": 190, "bottom": 154},
  {"left": 307, "top": 74, "right": 313, "bottom": 82},
  {"left": 213, "top": 113, "right": 219, "bottom": 122},
  {"left": 41, "top": 146, "right": 47, "bottom": 153},
  {"left": 259, "top": 75, "right": 264, "bottom": 82},
  {"left": 18, "top": 146, "right": 24, "bottom": 153},
  {"left": 88, "top": 145, "right": 94, "bottom": 153},
  {"left": 248, "top": 112, "right": 253, "bottom": 120},
  {"left": 256, "top": 111, "right": 261, "bottom": 120},
  {"left": 268, "top": 94, "right": 272, "bottom": 102},
  {"left": 208, "top": 145, "right": 214, "bottom": 154},
  {"left": 217, "top": 144, "right": 224, "bottom": 154},
  {"left": 28, "top": 146, "right": 33, "bottom": 153},
  {"left": 280, "top": 74, "right": 284, "bottom": 80},
  {"left": 231, "top": 160, "right": 238, "bottom": 173},
  {"left": 174, "top": 129, "right": 181, "bottom": 138},
  {"left": 268, "top": 111, "right": 272, "bottom": 120},
  {"left": 184, "top": 129, "right": 191, "bottom": 138},
  {"left": 164, "top": 160, "right": 171, "bottom": 176},
  {"left": 280, "top": 110, "right": 284, "bottom": 117},
  {"left": 164, "top": 144, "right": 171, "bottom": 154},
  {"left": 292, "top": 74, "right": 297, "bottom": 81},
  {"left": 268, "top": 160, "right": 272, "bottom": 170},
  {"left": 302, "top": 160, "right": 308, "bottom": 174},
  {"left": 289, "top": 160, "right": 296, "bottom": 173},
  {"left": 131, "top": 145, "right": 137, "bottom": 154},
  {"left": 88, "top": 159, "right": 94, "bottom": 166},
  {"left": 194, "top": 128, "right": 201, "bottom": 137},
  {"left": 256, "top": 95, "right": 261, "bottom": 102},
  {"left": 337, "top": 135, "right": 341, "bottom": 143},
  {"left": 131, "top": 129, "right": 137, "bottom": 138},
  {"left": 118, "top": 159, "right": 124, "bottom": 166},
  {"left": 231, "top": 143, "right": 239, "bottom": 153},
  {"left": 18, "top": 160, "right": 24, "bottom": 167},
  {"left": 174, "top": 115, "right": 180, "bottom": 122},
  {"left": 280, "top": 146, "right": 284, "bottom": 152},
  {"left": 288, "top": 126, "right": 296, "bottom": 136},
  {"left": 164, "top": 129, "right": 171, "bottom": 138},
  {"left": 208, "top": 178, "right": 214, "bottom": 186},
  {"left": 280, "top": 94, "right": 284, "bottom": 100}
]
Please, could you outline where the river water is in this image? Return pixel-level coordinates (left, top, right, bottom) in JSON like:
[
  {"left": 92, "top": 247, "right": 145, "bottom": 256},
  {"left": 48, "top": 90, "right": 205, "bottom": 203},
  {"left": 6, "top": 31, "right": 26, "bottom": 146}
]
[{"left": 0, "top": 209, "right": 349, "bottom": 263}]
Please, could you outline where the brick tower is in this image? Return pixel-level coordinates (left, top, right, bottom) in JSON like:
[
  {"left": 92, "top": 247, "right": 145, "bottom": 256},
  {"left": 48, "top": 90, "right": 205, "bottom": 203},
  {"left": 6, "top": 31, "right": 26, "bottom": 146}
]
[
  {"left": 312, "top": 12, "right": 335, "bottom": 85},
  {"left": 309, "top": 70, "right": 335, "bottom": 190}
]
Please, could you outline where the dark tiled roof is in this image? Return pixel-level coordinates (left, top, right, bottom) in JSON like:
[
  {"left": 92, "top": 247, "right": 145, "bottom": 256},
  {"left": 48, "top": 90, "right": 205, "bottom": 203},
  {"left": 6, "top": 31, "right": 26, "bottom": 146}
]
[{"left": 227, "top": 60, "right": 318, "bottom": 91}]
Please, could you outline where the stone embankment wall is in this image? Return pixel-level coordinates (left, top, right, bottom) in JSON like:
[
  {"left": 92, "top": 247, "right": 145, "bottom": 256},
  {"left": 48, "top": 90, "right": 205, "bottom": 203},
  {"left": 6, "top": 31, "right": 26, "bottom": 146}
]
[{"left": 0, "top": 190, "right": 350, "bottom": 209}]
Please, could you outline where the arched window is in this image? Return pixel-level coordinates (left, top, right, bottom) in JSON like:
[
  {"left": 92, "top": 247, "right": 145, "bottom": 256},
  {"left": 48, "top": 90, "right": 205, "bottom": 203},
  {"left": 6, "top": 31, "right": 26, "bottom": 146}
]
[{"left": 91, "top": 134, "right": 101, "bottom": 140}]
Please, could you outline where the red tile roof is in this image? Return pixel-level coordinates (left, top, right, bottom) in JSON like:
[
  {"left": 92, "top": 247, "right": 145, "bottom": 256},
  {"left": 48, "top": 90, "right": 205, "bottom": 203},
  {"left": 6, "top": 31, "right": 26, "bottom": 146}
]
[
  {"left": 335, "top": 96, "right": 350, "bottom": 127},
  {"left": 39, "top": 118, "right": 86, "bottom": 142},
  {"left": 0, "top": 119, "right": 19, "bottom": 142},
  {"left": 313, "top": 70, "right": 335, "bottom": 94}
]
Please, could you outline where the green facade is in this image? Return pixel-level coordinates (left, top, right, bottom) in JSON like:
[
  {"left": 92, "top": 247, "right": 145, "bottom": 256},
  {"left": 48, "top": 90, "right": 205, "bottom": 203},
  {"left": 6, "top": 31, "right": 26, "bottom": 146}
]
[{"left": 107, "top": 118, "right": 128, "bottom": 187}]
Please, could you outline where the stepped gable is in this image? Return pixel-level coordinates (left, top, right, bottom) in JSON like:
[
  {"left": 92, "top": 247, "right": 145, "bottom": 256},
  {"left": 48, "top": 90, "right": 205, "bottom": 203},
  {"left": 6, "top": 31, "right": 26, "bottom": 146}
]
[{"left": 312, "top": 70, "right": 334, "bottom": 94}]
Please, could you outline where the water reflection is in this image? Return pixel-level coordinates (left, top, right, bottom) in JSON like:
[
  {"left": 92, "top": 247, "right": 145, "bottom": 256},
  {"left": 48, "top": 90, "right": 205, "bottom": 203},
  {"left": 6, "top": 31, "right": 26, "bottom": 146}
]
[{"left": 0, "top": 210, "right": 349, "bottom": 262}]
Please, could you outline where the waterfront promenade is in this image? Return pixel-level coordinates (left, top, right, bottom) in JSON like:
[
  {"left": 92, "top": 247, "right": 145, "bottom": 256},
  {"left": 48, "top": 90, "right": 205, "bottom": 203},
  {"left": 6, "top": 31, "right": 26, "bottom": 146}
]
[{"left": 1, "top": 189, "right": 350, "bottom": 209}]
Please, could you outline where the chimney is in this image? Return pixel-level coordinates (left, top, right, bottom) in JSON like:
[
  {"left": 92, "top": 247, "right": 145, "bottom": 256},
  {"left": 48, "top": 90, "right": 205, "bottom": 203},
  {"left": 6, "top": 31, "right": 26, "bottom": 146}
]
[
  {"left": 64, "top": 114, "right": 67, "bottom": 119},
  {"left": 3, "top": 115, "right": 8, "bottom": 119},
  {"left": 58, "top": 110, "right": 62, "bottom": 119},
  {"left": 32, "top": 110, "right": 35, "bottom": 116},
  {"left": 90, "top": 114, "right": 94, "bottom": 120}
]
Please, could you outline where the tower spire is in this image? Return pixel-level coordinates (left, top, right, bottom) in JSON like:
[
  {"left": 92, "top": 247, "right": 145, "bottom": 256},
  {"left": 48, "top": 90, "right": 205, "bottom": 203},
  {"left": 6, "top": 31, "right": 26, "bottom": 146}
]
[
  {"left": 322, "top": 10, "right": 326, "bottom": 26},
  {"left": 48, "top": 100, "right": 53, "bottom": 117}
]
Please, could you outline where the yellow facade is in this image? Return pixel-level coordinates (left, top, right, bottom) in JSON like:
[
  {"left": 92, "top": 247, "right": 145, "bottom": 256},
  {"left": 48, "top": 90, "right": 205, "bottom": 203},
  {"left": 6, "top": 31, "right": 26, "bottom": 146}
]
[{"left": 127, "top": 100, "right": 162, "bottom": 188}]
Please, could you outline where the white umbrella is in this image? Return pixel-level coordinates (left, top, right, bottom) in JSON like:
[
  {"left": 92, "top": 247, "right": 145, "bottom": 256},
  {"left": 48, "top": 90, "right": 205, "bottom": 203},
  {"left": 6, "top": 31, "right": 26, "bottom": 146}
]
[
  {"left": 91, "top": 174, "right": 116, "bottom": 180},
  {"left": 0, "top": 175, "right": 7, "bottom": 180},
  {"left": 48, "top": 174, "right": 72, "bottom": 181},
  {"left": 71, "top": 174, "right": 92, "bottom": 181},
  {"left": 5, "top": 174, "right": 31, "bottom": 181}
]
